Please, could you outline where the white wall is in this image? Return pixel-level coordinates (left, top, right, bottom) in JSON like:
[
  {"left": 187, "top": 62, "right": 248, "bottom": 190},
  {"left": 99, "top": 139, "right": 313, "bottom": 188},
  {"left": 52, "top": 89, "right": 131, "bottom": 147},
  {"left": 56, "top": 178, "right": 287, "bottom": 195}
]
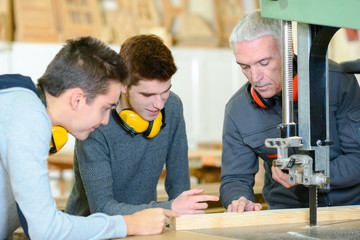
[
  {"left": 170, "top": 47, "right": 246, "bottom": 148},
  {"left": 0, "top": 42, "right": 247, "bottom": 151}
]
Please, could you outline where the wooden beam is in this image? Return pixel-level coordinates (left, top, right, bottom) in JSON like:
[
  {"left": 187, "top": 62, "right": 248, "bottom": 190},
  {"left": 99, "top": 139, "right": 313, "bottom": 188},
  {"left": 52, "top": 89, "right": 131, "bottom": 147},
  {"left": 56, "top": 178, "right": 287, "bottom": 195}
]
[
  {"left": 13, "top": 0, "right": 60, "bottom": 42},
  {"left": 56, "top": 0, "right": 102, "bottom": 41},
  {"left": 170, "top": 205, "right": 360, "bottom": 230}
]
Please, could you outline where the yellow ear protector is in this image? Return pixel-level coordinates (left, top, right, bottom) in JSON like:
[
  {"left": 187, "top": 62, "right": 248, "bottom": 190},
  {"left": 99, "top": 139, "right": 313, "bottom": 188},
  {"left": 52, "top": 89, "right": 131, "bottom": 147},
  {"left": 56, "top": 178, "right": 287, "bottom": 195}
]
[
  {"left": 36, "top": 84, "right": 68, "bottom": 155},
  {"left": 49, "top": 126, "right": 68, "bottom": 155},
  {"left": 250, "top": 74, "right": 298, "bottom": 109},
  {"left": 112, "top": 108, "right": 165, "bottom": 138}
]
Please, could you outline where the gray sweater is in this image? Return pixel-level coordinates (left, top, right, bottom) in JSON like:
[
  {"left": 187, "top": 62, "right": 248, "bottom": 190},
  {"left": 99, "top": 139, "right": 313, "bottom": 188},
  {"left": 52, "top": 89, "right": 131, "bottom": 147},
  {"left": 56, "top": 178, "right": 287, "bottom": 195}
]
[{"left": 66, "top": 92, "right": 190, "bottom": 216}]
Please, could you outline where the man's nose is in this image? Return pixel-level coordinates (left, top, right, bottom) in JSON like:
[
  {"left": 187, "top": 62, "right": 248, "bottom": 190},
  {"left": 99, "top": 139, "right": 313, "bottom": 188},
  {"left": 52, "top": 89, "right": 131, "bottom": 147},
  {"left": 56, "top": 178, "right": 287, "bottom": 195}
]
[
  {"left": 251, "top": 67, "right": 263, "bottom": 83},
  {"left": 101, "top": 111, "right": 110, "bottom": 125},
  {"left": 153, "top": 94, "right": 165, "bottom": 109}
]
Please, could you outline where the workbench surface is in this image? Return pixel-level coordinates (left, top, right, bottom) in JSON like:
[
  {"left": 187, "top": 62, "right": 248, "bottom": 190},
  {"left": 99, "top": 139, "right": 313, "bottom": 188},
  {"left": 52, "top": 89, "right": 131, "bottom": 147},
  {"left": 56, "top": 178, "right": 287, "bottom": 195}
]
[
  {"left": 13, "top": 210, "right": 360, "bottom": 239},
  {"left": 126, "top": 220, "right": 360, "bottom": 239}
]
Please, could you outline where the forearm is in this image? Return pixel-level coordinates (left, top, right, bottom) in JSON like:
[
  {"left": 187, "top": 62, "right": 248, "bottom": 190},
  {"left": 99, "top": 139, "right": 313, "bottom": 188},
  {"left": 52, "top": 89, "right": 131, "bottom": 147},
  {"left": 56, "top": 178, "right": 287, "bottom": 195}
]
[
  {"left": 101, "top": 200, "right": 172, "bottom": 216},
  {"left": 164, "top": 107, "right": 190, "bottom": 199},
  {"left": 220, "top": 177, "right": 255, "bottom": 207},
  {"left": 164, "top": 145, "right": 190, "bottom": 200},
  {"left": 220, "top": 115, "right": 259, "bottom": 207}
]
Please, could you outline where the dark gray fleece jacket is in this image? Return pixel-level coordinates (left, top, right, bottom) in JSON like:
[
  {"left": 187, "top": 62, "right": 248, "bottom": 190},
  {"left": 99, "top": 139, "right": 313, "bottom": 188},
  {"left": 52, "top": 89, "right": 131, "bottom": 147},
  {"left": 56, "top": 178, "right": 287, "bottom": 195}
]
[{"left": 220, "top": 61, "right": 360, "bottom": 209}]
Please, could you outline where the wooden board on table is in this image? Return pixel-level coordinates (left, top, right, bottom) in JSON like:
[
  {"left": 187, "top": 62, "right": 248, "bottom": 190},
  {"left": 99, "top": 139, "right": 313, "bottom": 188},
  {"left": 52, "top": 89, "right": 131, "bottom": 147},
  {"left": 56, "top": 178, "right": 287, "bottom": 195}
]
[{"left": 170, "top": 205, "right": 360, "bottom": 230}]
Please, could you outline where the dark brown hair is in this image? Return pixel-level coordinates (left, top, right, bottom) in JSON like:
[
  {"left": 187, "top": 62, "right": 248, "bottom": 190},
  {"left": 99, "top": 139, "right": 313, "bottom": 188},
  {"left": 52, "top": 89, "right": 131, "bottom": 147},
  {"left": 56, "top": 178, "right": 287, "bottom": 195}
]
[
  {"left": 38, "top": 36, "right": 128, "bottom": 103},
  {"left": 120, "top": 34, "right": 177, "bottom": 87}
]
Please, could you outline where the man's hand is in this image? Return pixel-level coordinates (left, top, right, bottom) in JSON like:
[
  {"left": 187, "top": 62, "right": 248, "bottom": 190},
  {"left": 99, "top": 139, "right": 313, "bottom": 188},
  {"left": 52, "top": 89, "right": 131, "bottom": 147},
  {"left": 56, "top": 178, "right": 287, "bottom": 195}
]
[
  {"left": 226, "top": 196, "right": 262, "bottom": 213},
  {"left": 171, "top": 189, "right": 219, "bottom": 215},
  {"left": 123, "top": 208, "right": 178, "bottom": 236},
  {"left": 271, "top": 166, "right": 297, "bottom": 188}
]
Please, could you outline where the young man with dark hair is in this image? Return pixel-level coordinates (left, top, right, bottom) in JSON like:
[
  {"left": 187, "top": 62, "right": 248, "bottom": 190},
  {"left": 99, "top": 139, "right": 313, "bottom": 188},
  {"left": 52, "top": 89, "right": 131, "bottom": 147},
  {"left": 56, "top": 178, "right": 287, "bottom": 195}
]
[
  {"left": 0, "top": 36, "right": 177, "bottom": 239},
  {"left": 66, "top": 34, "right": 219, "bottom": 217}
]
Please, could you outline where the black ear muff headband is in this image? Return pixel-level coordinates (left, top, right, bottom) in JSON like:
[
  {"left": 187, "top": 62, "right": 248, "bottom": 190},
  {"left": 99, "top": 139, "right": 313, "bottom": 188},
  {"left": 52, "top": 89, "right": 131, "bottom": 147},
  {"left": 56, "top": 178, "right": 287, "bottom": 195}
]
[
  {"left": 249, "top": 74, "right": 298, "bottom": 109},
  {"left": 112, "top": 108, "right": 166, "bottom": 138}
]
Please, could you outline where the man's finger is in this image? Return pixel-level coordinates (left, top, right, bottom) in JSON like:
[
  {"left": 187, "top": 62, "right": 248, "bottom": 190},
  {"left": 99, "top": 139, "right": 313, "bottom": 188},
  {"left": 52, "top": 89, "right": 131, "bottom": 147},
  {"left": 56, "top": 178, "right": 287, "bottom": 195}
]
[
  {"left": 194, "top": 202, "right": 208, "bottom": 210},
  {"left": 191, "top": 195, "right": 219, "bottom": 203},
  {"left": 254, "top": 203, "right": 262, "bottom": 211},
  {"left": 272, "top": 166, "right": 294, "bottom": 188},
  {"left": 227, "top": 204, "right": 232, "bottom": 212},
  {"left": 236, "top": 199, "right": 247, "bottom": 213},
  {"left": 182, "top": 188, "right": 205, "bottom": 196}
]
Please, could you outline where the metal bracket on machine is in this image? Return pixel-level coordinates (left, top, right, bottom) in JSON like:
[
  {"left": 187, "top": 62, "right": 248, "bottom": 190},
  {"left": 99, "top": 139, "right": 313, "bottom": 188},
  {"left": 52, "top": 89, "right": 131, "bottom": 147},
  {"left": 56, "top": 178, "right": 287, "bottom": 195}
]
[{"left": 265, "top": 137, "right": 330, "bottom": 188}]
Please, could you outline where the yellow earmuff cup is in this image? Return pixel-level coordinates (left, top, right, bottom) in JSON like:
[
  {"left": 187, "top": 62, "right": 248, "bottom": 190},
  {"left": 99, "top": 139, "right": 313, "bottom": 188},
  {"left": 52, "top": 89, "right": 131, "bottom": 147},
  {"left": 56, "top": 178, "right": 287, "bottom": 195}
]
[
  {"left": 49, "top": 126, "right": 68, "bottom": 156},
  {"left": 119, "top": 110, "right": 149, "bottom": 133},
  {"left": 147, "top": 113, "right": 163, "bottom": 138}
]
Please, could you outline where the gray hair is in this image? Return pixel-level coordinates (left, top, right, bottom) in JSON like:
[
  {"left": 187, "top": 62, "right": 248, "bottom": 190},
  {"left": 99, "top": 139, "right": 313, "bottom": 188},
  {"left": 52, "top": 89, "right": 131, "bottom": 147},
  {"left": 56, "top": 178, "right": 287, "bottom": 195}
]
[{"left": 229, "top": 10, "right": 281, "bottom": 49}]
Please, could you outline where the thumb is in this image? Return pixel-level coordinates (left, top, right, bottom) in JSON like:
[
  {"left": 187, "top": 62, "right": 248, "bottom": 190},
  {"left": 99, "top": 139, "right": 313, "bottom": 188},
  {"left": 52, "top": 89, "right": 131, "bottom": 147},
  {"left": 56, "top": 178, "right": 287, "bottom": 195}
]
[{"left": 164, "top": 209, "right": 179, "bottom": 218}]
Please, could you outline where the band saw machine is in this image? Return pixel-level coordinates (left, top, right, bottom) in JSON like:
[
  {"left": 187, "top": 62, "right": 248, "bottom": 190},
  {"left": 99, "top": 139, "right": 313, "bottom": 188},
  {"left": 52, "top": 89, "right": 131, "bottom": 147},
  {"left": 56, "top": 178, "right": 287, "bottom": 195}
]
[{"left": 261, "top": 0, "right": 360, "bottom": 226}]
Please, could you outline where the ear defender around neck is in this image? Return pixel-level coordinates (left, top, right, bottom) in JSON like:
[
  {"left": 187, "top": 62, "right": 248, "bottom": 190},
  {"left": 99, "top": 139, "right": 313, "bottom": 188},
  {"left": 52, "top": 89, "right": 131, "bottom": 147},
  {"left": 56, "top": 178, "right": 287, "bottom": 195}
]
[
  {"left": 250, "top": 74, "right": 298, "bottom": 109},
  {"left": 113, "top": 108, "right": 165, "bottom": 138},
  {"left": 36, "top": 84, "right": 68, "bottom": 155},
  {"left": 49, "top": 126, "right": 69, "bottom": 155}
]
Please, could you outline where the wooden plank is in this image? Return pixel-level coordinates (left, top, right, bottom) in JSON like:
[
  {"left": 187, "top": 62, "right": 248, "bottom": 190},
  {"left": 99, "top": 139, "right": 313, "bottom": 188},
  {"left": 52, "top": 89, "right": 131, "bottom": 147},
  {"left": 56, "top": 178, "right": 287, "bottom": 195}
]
[
  {"left": 170, "top": 205, "right": 360, "bottom": 230},
  {"left": 132, "top": 0, "right": 160, "bottom": 28},
  {"left": 103, "top": 1, "right": 137, "bottom": 45},
  {"left": 175, "top": 12, "right": 219, "bottom": 47},
  {"left": 56, "top": 0, "right": 102, "bottom": 41},
  {"left": 0, "top": 0, "right": 14, "bottom": 41},
  {"left": 212, "top": 0, "right": 244, "bottom": 47},
  {"left": 13, "top": 0, "right": 60, "bottom": 42},
  {"left": 161, "top": 0, "right": 187, "bottom": 32},
  {"left": 188, "top": 220, "right": 360, "bottom": 239}
]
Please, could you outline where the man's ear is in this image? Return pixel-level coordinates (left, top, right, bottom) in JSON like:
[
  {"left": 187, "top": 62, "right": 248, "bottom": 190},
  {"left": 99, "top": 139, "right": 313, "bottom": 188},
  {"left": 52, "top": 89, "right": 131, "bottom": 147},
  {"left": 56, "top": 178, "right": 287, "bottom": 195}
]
[
  {"left": 69, "top": 88, "right": 86, "bottom": 110},
  {"left": 121, "top": 85, "right": 127, "bottom": 94}
]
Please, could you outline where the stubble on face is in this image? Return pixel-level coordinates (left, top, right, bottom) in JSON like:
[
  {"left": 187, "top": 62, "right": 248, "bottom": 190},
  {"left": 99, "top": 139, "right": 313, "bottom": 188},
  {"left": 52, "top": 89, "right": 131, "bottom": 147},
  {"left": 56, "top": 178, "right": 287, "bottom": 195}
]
[{"left": 122, "top": 79, "right": 171, "bottom": 121}]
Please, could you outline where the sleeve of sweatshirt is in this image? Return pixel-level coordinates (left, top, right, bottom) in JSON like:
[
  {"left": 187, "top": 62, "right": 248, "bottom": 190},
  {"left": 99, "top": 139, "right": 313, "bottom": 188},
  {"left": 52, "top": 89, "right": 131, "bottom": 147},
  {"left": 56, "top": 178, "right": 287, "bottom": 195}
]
[
  {"left": 4, "top": 89, "right": 127, "bottom": 239},
  {"left": 220, "top": 103, "right": 259, "bottom": 208},
  {"left": 327, "top": 72, "right": 360, "bottom": 188},
  {"left": 164, "top": 93, "right": 190, "bottom": 200}
]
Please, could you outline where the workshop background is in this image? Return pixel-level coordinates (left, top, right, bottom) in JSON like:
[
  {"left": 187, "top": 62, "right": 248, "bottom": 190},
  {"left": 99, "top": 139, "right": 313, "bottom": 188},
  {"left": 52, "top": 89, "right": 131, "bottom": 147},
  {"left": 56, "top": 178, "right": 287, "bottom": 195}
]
[{"left": 1, "top": 0, "right": 359, "bottom": 209}]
